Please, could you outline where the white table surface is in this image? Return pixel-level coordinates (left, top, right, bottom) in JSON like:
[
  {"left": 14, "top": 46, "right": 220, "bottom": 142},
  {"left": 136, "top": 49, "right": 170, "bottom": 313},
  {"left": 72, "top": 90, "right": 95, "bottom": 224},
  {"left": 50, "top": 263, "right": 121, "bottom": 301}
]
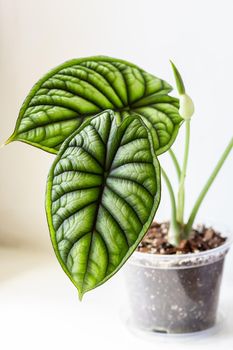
[{"left": 1, "top": 245, "right": 233, "bottom": 350}]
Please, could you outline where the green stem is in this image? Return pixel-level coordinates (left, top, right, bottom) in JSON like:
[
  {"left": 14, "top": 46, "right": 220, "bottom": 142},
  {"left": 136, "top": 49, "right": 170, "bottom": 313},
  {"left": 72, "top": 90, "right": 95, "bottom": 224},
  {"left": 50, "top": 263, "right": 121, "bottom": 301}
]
[
  {"left": 161, "top": 167, "right": 181, "bottom": 246},
  {"left": 176, "top": 120, "right": 191, "bottom": 224},
  {"left": 184, "top": 137, "right": 233, "bottom": 237},
  {"left": 169, "top": 149, "right": 181, "bottom": 180}
]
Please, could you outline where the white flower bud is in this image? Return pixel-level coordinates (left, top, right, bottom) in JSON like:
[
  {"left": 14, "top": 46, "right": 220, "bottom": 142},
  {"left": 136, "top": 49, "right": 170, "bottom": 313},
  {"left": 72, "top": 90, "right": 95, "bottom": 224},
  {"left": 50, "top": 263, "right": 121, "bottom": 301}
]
[{"left": 179, "top": 93, "right": 194, "bottom": 120}]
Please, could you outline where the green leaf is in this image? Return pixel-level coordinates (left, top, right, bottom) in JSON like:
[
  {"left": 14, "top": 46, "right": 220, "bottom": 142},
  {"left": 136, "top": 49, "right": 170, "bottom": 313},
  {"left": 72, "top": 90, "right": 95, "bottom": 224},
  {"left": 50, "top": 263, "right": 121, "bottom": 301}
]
[
  {"left": 170, "top": 60, "right": 186, "bottom": 95},
  {"left": 8, "top": 56, "right": 182, "bottom": 155},
  {"left": 46, "top": 110, "right": 160, "bottom": 298}
]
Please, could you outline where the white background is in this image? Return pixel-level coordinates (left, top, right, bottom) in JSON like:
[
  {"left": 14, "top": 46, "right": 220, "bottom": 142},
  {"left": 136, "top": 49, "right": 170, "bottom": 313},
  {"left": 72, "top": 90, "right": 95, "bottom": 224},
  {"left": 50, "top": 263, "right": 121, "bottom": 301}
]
[{"left": 0, "top": 0, "right": 233, "bottom": 349}]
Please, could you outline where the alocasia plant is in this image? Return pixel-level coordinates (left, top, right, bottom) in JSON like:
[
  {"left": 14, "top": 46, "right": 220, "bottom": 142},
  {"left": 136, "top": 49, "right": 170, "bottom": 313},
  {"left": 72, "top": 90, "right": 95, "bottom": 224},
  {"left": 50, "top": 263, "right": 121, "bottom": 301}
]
[{"left": 5, "top": 56, "right": 184, "bottom": 298}]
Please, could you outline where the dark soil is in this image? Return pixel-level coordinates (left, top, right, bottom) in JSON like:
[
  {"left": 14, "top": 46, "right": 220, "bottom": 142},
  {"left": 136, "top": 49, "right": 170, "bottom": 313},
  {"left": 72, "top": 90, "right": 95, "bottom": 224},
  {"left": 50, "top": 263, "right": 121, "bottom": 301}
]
[{"left": 137, "top": 222, "right": 226, "bottom": 255}]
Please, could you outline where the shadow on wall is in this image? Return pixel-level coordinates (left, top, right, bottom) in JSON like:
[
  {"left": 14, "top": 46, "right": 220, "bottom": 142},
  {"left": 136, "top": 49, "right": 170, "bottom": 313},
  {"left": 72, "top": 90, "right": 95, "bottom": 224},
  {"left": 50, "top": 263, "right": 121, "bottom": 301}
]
[
  {"left": 0, "top": 208, "right": 48, "bottom": 249},
  {"left": 0, "top": 209, "right": 52, "bottom": 283},
  {"left": 0, "top": 245, "right": 52, "bottom": 283},
  {"left": 0, "top": 209, "right": 27, "bottom": 248}
]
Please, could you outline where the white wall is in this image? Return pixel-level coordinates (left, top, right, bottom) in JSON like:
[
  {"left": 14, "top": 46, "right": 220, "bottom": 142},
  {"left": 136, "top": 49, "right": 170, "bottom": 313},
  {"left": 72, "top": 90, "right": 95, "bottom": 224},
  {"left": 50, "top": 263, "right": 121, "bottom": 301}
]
[{"left": 0, "top": 0, "right": 232, "bottom": 250}]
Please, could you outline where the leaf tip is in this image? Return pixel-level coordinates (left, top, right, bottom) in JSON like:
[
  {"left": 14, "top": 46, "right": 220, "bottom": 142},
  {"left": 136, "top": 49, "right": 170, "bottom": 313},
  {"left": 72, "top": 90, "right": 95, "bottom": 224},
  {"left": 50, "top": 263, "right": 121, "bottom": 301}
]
[
  {"left": 0, "top": 136, "right": 13, "bottom": 149},
  {"left": 78, "top": 290, "right": 84, "bottom": 301},
  {"left": 4, "top": 134, "right": 15, "bottom": 147},
  {"left": 169, "top": 60, "right": 186, "bottom": 95}
]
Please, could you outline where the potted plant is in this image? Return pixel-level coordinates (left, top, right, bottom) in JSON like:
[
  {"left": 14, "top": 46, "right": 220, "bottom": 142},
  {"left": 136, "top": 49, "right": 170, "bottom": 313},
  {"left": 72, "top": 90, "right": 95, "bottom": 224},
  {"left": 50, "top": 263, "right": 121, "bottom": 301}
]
[
  {"left": 4, "top": 56, "right": 232, "bottom": 334},
  {"left": 124, "top": 62, "right": 233, "bottom": 333}
]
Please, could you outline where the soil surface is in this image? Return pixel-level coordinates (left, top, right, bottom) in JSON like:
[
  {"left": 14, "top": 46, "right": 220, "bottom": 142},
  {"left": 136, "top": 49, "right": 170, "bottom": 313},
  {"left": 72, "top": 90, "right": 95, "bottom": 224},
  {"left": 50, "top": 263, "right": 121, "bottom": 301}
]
[{"left": 137, "top": 222, "right": 226, "bottom": 255}]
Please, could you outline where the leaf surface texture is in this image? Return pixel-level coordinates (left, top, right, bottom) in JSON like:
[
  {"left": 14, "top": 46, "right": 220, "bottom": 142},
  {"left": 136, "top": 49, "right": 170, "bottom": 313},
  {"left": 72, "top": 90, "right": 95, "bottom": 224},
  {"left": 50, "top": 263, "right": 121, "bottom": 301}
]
[{"left": 46, "top": 110, "right": 161, "bottom": 297}]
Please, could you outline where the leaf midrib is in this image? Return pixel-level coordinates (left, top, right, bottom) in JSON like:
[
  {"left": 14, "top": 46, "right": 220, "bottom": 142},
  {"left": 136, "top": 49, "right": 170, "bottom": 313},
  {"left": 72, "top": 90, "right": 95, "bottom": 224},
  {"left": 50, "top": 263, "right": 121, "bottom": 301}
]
[{"left": 80, "top": 119, "right": 112, "bottom": 290}]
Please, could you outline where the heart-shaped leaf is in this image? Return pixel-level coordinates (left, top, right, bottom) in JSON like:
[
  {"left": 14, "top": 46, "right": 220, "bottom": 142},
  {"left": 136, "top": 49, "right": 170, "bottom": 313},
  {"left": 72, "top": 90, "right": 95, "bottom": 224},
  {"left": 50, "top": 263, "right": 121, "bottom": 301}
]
[
  {"left": 46, "top": 110, "right": 160, "bottom": 298},
  {"left": 8, "top": 56, "right": 182, "bottom": 155}
]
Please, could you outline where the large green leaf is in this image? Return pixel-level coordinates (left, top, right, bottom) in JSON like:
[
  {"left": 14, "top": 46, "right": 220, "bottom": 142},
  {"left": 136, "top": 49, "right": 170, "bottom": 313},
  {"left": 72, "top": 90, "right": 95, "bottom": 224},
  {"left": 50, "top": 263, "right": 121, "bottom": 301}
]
[
  {"left": 46, "top": 110, "right": 160, "bottom": 298},
  {"left": 8, "top": 56, "right": 182, "bottom": 155}
]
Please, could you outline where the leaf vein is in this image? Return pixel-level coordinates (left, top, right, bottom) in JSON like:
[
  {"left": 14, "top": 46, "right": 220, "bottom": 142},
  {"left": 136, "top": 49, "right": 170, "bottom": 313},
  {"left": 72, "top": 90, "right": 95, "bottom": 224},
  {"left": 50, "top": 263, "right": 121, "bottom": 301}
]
[
  {"left": 108, "top": 174, "right": 154, "bottom": 198},
  {"left": 105, "top": 183, "right": 144, "bottom": 225},
  {"left": 100, "top": 203, "right": 130, "bottom": 247}
]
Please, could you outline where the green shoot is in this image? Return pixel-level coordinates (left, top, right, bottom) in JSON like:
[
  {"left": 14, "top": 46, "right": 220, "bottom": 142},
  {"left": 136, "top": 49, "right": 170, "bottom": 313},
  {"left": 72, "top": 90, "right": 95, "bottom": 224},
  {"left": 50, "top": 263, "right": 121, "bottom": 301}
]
[{"left": 163, "top": 61, "right": 232, "bottom": 246}]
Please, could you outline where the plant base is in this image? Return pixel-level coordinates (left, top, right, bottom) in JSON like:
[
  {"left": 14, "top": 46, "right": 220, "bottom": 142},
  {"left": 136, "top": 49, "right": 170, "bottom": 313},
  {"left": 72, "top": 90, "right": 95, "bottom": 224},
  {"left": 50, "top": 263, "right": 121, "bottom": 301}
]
[
  {"left": 125, "top": 226, "right": 231, "bottom": 334},
  {"left": 126, "top": 259, "right": 224, "bottom": 333}
]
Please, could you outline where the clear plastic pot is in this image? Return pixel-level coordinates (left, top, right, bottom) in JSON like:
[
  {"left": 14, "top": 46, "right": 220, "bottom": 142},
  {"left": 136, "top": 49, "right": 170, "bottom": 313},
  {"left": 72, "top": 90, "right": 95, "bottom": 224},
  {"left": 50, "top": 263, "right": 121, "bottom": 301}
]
[{"left": 125, "top": 228, "right": 231, "bottom": 334}]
